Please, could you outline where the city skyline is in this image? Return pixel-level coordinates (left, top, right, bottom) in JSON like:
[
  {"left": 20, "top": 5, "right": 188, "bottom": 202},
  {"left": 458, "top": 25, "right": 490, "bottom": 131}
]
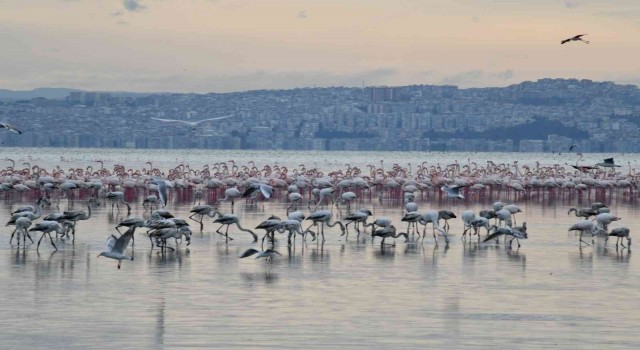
[{"left": 1, "top": 1, "right": 640, "bottom": 93}]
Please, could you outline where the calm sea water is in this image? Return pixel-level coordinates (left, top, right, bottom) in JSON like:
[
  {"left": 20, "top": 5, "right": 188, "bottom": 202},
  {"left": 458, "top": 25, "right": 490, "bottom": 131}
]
[{"left": 1, "top": 148, "right": 639, "bottom": 349}]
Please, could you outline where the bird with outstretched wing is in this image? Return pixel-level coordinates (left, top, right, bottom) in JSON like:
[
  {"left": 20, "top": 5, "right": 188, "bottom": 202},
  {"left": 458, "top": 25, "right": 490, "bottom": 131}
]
[
  {"left": 150, "top": 115, "right": 233, "bottom": 129},
  {"left": 561, "top": 34, "right": 589, "bottom": 44},
  {"left": 0, "top": 122, "right": 22, "bottom": 134}
]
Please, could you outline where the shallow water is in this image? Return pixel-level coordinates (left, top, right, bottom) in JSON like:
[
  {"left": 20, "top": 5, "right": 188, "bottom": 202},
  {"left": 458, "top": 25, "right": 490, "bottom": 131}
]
[{"left": 1, "top": 148, "right": 639, "bottom": 349}]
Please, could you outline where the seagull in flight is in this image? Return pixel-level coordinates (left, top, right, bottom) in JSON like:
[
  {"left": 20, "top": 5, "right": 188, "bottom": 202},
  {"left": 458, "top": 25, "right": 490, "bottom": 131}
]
[
  {"left": 595, "top": 158, "right": 621, "bottom": 168},
  {"left": 441, "top": 184, "right": 468, "bottom": 199},
  {"left": 0, "top": 122, "right": 22, "bottom": 134},
  {"left": 239, "top": 248, "right": 281, "bottom": 262},
  {"left": 151, "top": 178, "right": 168, "bottom": 207},
  {"left": 97, "top": 226, "right": 135, "bottom": 269},
  {"left": 150, "top": 115, "right": 233, "bottom": 130},
  {"left": 561, "top": 34, "right": 589, "bottom": 44},
  {"left": 569, "top": 144, "right": 580, "bottom": 152}
]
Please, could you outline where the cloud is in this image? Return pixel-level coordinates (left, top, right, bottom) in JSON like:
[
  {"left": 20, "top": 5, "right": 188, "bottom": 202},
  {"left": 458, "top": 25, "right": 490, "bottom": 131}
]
[
  {"left": 122, "top": 0, "right": 146, "bottom": 12},
  {"left": 439, "top": 69, "right": 516, "bottom": 86},
  {"left": 297, "top": 10, "right": 307, "bottom": 19},
  {"left": 471, "top": 16, "right": 480, "bottom": 23},
  {"left": 563, "top": 1, "right": 578, "bottom": 9},
  {"left": 496, "top": 69, "right": 514, "bottom": 80},
  {"left": 596, "top": 10, "right": 640, "bottom": 18},
  {"left": 440, "top": 70, "right": 483, "bottom": 86},
  {"left": 8, "top": 68, "right": 399, "bottom": 93}
]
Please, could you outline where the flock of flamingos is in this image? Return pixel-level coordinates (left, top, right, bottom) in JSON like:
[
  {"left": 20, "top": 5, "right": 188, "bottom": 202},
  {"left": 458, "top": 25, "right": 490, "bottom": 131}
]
[{"left": 1, "top": 156, "right": 636, "bottom": 268}]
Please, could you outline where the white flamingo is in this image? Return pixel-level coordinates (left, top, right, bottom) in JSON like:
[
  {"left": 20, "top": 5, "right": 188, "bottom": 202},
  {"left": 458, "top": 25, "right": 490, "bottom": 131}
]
[
  {"left": 305, "top": 210, "right": 345, "bottom": 242},
  {"left": 568, "top": 220, "right": 597, "bottom": 246}
]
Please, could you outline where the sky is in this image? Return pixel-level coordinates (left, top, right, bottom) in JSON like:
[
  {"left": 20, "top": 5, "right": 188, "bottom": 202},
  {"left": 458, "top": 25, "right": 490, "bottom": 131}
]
[{"left": 1, "top": 0, "right": 639, "bottom": 93}]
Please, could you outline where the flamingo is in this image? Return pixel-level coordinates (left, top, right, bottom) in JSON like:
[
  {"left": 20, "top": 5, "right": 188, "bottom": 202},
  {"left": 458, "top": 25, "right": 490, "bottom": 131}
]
[
  {"left": 503, "top": 204, "right": 522, "bottom": 225},
  {"left": 218, "top": 187, "right": 242, "bottom": 213},
  {"left": 595, "top": 213, "right": 621, "bottom": 231},
  {"left": 419, "top": 210, "right": 449, "bottom": 244},
  {"left": 483, "top": 225, "right": 528, "bottom": 248},
  {"left": 11, "top": 197, "right": 50, "bottom": 215},
  {"left": 29, "top": 221, "right": 64, "bottom": 251},
  {"left": 401, "top": 211, "right": 422, "bottom": 237},
  {"left": 115, "top": 217, "right": 146, "bottom": 247},
  {"left": 561, "top": 34, "right": 589, "bottom": 44},
  {"left": 9, "top": 217, "right": 32, "bottom": 246},
  {"left": 607, "top": 227, "right": 631, "bottom": 248},
  {"left": 365, "top": 217, "right": 393, "bottom": 234},
  {"left": 213, "top": 214, "right": 258, "bottom": 242},
  {"left": 467, "top": 217, "right": 491, "bottom": 241},
  {"left": 143, "top": 195, "right": 159, "bottom": 210},
  {"left": 8, "top": 198, "right": 46, "bottom": 221},
  {"left": 591, "top": 202, "right": 609, "bottom": 213},
  {"left": 495, "top": 209, "right": 513, "bottom": 227},
  {"left": 188, "top": 205, "right": 222, "bottom": 231},
  {"left": 405, "top": 201, "right": 418, "bottom": 214},
  {"left": 286, "top": 192, "right": 303, "bottom": 213},
  {"left": 60, "top": 200, "right": 94, "bottom": 242},
  {"left": 255, "top": 216, "right": 282, "bottom": 248},
  {"left": 438, "top": 210, "right": 457, "bottom": 231},
  {"left": 460, "top": 210, "right": 476, "bottom": 240},
  {"left": 341, "top": 208, "right": 372, "bottom": 239},
  {"left": 305, "top": 210, "right": 345, "bottom": 242},
  {"left": 278, "top": 219, "right": 309, "bottom": 246},
  {"left": 371, "top": 225, "right": 408, "bottom": 246},
  {"left": 568, "top": 220, "right": 597, "bottom": 246},
  {"left": 106, "top": 191, "right": 131, "bottom": 215},
  {"left": 150, "top": 226, "right": 191, "bottom": 251},
  {"left": 338, "top": 191, "right": 357, "bottom": 211},
  {"left": 567, "top": 207, "right": 598, "bottom": 219},
  {"left": 313, "top": 188, "right": 336, "bottom": 211},
  {"left": 569, "top": 153, "right": 595, "bottom": 173}
]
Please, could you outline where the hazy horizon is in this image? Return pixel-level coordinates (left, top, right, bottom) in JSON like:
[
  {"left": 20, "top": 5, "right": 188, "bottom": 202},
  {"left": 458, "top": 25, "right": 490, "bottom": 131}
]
[
  {"left": 1, "top": 76, "right": 635, "bottom": 97},
  {"left": 2, "top": 0, "right": 640, "bottom": 93}
]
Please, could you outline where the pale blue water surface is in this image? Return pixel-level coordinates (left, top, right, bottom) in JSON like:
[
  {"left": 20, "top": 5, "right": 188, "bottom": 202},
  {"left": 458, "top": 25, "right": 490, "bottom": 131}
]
[{"left": 0, "top": 148, "right": 638, "bottom": 349}]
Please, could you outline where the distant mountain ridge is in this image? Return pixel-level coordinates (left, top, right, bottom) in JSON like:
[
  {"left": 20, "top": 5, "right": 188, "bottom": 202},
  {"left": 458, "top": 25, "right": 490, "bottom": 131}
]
[
  {"left": 0, "top": 88, "right": 83, "bottom": 101},
  {"left": 0, "top": 88, "right": 161, "bottom": 101}
]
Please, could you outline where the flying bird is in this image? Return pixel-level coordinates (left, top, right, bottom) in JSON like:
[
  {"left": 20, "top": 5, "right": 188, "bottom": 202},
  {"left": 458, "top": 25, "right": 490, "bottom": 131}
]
[
  {"left": 239, "top": 248, "right": 281, "bottom": 262},
  {"left": 561, "top": 34, "right": 589, "bottom": 44},
  {"left": 595, "top": 158, "right": 621, "bottom": 168},
  {"left": 569, "top": 144, "right": 579, "bottom": 152},
  {"left": 150, "top": 115, "right": 233, "bottom": 130},
  {"left": 440, "top": 184, "right": 468, "bottom": 199},
  {"left": 151, "top": 178, "right": 168, "bottom": 207},
  {"left": 97, "top": 226, "right": 135, "bottom": 269},
  {"left": 0, "top": 122, "right": 22, "bottom": 134}
]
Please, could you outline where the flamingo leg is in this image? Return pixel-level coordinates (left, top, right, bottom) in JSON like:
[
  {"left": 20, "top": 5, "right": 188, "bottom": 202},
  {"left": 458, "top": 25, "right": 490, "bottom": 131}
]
[
  {"left": 48, "top": 232, "right": 57, "bottom": 250},
  {"left": 9, "top": 227, "right": 18, "bottom": 244}
]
